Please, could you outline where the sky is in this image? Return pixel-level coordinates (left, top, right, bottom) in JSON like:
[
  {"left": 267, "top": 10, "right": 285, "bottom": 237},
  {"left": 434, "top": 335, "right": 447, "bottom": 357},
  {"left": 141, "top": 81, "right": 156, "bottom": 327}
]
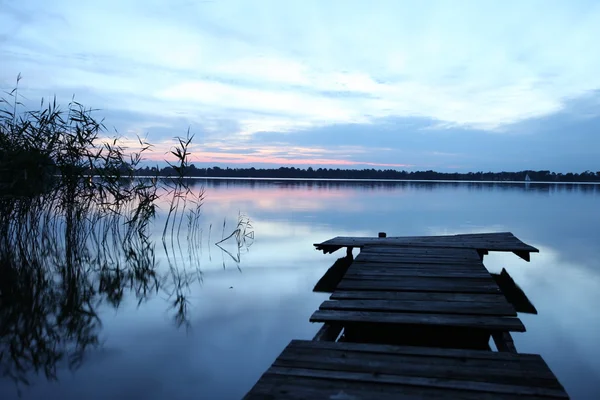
[{"left": 1, "top": 0, "right": 600, "bottom": 172}]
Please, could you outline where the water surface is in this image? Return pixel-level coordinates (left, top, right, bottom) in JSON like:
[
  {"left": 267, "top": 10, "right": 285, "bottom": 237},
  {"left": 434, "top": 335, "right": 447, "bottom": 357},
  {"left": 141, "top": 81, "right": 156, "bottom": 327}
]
[{"left": 1, "top": 180, "right": 599, "bottom": 399}]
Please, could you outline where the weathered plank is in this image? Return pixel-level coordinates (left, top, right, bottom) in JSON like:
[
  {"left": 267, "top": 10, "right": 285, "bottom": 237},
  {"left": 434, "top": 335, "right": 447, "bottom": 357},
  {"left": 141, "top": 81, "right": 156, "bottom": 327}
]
[
  {"left": 358, "top": 248, "right": 482, "bottom": 258},
  {"left": 338, "top": 277, "right": 501, "bottom": 293},
  {"left": 492, "top": 268, "right": 538, "bottom": 314},
  {"left": 265, "top": 366, "right": 566, "bottom": 398},
  {"left": 357, "top": 247, "right": 481, "bottom": 254},
  {"left": 314, "top": 232, "right": 539, "bottom": 256},
  {"left": 360, "top": 246, "right": 481, "bottom": 257},
  {"left": 346, "top": 268, "right": 491, "bottom": 279},
  {"left": 245, "top": 374, "right": 546, "bottom": 400},
  {"left": 276, "top": 348, "right": 559, "bottom": 387},
  {"left": 318, "top": 233, "right": 523, "bottom": 245},
  {"left": 277, "top": 347, "right": 547, "bottom": 375},
  {"left": 352, "top": 260, "right": 487, "bottom": 273},
  {"left": 351, "top": 260, "right": 488, "bottom": 271},
  {"left": 513, "top": 250, "right": 531, "bottom": 261},
  {"left": 330, "top": 290, "right": 507, "bottom": 303},
  {"left": 352, "top": 259, "right": 486, "bottom": 267},
  {"left": 355, "top": 254, "right": 486, "bottom": 265},
  {"left": 288, "top": 340, "right": 537, "bottom": 361},
  {"left": 319, "top": 299, "right": 517, "bottom": 316},
  {"left": 352, "top": 258, "right": 486, "bottom": 268},
  {"left": 245, "top": 232, "right": 567, "bottom": 399},
  {"left": 343, "top": 275, "right": 496, "bottom": 284},
  {"left": 356, "top": 251, "right": 484, "bottom": 259},
  {"left": 310, "top": 310, "right": 526, "bottom": 331},
  {"left": 244, "top": 341, "right": 569, "bottom": 399},
  {"left": 313, "top": 255, "right": 354, "bottom": 293}
]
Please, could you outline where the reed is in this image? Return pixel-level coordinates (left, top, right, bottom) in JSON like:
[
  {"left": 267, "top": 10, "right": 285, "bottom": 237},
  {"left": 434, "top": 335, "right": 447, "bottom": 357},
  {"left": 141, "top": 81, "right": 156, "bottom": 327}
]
[{"left": 0, "top": 78, "right": 254, "bottom": 392}]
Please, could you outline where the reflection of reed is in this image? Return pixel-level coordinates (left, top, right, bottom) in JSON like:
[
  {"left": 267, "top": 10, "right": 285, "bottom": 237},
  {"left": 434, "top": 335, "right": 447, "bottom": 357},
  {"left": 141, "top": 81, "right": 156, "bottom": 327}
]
[
  {"left": 0, "top": 79, "right": 255, "bottom": 392},
  {"left": 0, "top": 177, "right": 254, "bottom": 390},
  {"left": 1, "top": 184, "right": 107, "bottom": 388},
  {"left": 215, "top": 212, "right": 255, "bottom": 265}
]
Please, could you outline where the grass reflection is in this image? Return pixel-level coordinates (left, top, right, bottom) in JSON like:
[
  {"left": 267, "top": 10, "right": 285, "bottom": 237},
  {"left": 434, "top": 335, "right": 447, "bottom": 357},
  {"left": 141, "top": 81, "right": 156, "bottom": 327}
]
[
  {"left": 0, "top": 81, "right": 254, "bottom": 391},
  {"left": 0, "top": 179, "right": 254, "bottom": 391}
]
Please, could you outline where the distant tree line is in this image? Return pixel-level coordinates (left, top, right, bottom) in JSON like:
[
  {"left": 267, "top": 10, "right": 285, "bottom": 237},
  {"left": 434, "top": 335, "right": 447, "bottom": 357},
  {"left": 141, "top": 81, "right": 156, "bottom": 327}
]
[{"left": 134, "top": 166, "right": 600, "bottom": 182}]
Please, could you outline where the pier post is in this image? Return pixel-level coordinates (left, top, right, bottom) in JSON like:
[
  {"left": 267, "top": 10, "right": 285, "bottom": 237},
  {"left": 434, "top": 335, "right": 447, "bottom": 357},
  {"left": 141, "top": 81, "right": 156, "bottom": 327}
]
[
  {"left": 492, "top": 332, "right": 518, "bottom": 353},
  {"left": 312, "top": 323, "right": 343, "bottom": 341}
]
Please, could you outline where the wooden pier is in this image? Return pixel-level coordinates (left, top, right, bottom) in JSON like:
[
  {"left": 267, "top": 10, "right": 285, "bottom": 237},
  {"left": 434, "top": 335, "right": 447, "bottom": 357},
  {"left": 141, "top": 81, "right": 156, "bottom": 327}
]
[{"left": 243, "top": 232, "right": 569, "bottom": 399}]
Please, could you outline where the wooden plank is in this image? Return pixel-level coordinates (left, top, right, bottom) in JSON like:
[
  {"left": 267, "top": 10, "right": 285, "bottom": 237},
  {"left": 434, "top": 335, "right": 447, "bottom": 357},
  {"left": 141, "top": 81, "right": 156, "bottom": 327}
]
[
  {"left": 359, "top": 249, "right": 482, "bottom": 256},
  {"left": 354, "top": 257, "right": 485, "bottom": 266},
  {"left": 348, "top": 265, "right": 488, "bottom": 274},
  {"left": 319, "top": 299, "right": 517, "bottom": 316},
  {"left": 355, "top": 256, "right": 485, "bottom": 264},
  {"left": 381, "top": 232, "right": 523, "bottom": 243},
  {"left": 360, "top": 246, "right": 481, "bottom": 257},
  {"left": 343, "top": 275, "right": 497, "bottom": 284},
  {"left": 277, "top": 347, "right": 549, "bottom": 376},
  {"left": 338, "top": 277, "right": 502, "bottom": 293},
  {"left": 265, "top": 366, "right": 566, "bottom": 398},
  {"left": 348, "top": 269, "right": 490, "bottom": 278},
  {"left": 358, "top": 249, "right": 481, "bottom": 258},
  {"left": 331, "top": 290, "right": 507, "bottom": 303},
  {"left": 356, "top": 249, "right": 484, "bottom": 258},
  {"left": 492, "top": 269, "right": 538, "bottom": 314},
  {"left": 352, "top": 259, "right": 486, "bottom": 267},
  {"left": 341, "top": 272, "right": 494, "bottom": 282},
  {"left": 358, "top": 248, "right": 481, "bottom": 255},
  {"left": 314, "top": 232, "right": 539, "bottom": 254},
  {"left": 312, "top": 323, "right": 343, "bottom": 341},
  {"left": 276, "top": 348, "right": 560, "bottom": 387},
  {"left": 342, "top": 269, "right": 499, "bottom": 282},
  {"left": 360, "top": 247, "right": 481, "bottom": 256},
  {"left": 513, "top": 250, "right": 531, "bottom": 261},
  {"left": 346, "top": 268, "right": 491, "bottom": 279},
  {"left": 244, "top": 341, "right": 568, "bottom": 399},
  {"left": 358, "top": 243, "right": 534, "bottom": 252},
  {"left": 288, "top": 340, "right": 538, "bottom": 362},
  {"left": 244, "top": 374, "right": 546, "bottom": 400},
  {"left": 351, "top": 260, "right": 489, "bottom": 271},
  {"left": 310, "top": 310, "right": 526, "bottom": 331},
  {"left": 355, "top": 254, "right": 486, "bottom": 265}
]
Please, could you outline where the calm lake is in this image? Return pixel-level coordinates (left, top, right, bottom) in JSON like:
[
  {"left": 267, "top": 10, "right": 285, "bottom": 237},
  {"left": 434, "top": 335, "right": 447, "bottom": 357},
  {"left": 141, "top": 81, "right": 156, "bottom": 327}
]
[{"left": 1, "top": 179, "right": 599, "bottom": 400}]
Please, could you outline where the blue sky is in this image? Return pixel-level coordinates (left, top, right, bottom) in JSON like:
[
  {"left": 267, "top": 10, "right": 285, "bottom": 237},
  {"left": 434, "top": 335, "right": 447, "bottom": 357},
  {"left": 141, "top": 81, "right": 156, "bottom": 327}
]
[{"left": 1, "top": 0, "right": 600, "bottom": 171}]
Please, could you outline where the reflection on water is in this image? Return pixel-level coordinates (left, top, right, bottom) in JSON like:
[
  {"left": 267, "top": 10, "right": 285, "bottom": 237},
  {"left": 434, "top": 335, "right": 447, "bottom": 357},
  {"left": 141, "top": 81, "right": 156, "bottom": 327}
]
[
  {"left": 1, "top": 179, "right": 599, "bottom": 399},
  {"left": 0, "top": 178, "right": 253, "bottom": 395}
]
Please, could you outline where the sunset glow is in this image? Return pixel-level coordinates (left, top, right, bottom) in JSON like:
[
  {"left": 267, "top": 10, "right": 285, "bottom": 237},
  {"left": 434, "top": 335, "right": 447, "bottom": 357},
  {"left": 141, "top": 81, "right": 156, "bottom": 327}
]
[{"left": 2, "top": 0, "right": 600, "bottom": 171}]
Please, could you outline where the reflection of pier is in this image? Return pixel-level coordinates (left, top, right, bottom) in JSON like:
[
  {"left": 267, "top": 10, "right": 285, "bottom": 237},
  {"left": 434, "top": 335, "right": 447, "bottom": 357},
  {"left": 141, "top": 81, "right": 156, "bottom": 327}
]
[{"left": 243, "top": 232, "right": 569, "bottom": 399}]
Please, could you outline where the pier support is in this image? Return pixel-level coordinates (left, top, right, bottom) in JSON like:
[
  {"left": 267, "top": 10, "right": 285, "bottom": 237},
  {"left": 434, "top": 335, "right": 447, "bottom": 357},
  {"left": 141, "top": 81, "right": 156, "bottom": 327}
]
[
  {"left": 312, "top": 323, "right": 343, "bottom": 341},
  {"left": 477, "top": 249, "right": 488, "bottom": 261},
  {"left": 346, "top": 246, "right": 353, "bottom": 258},
  {"left": 492, "top": 331, "right": 518, "bottom": 353}
]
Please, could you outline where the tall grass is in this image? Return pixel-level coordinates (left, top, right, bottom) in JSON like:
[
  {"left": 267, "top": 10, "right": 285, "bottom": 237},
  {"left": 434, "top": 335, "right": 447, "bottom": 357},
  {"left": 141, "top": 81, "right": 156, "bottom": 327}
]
[{"left": 0, "top": 78, "right": 254, "bottom": 391}]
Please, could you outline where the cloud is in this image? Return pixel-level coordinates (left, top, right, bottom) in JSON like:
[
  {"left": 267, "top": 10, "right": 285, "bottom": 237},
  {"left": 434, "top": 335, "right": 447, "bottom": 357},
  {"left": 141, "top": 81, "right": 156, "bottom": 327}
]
[
  {"left": 115, "top": 134, "right": 413, "bottom": 168},
  {"left": 2, "top": 0, "right": 600, "bottom": 170}
]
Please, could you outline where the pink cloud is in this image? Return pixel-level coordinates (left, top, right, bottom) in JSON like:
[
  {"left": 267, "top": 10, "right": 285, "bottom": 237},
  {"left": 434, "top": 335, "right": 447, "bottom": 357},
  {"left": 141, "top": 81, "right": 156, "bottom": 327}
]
[
  {"left": 144, "top": 149, "right": 412, "bottom": 168},
  {"left": 111, "top": 136, "right": 413, "bottom": 168}
]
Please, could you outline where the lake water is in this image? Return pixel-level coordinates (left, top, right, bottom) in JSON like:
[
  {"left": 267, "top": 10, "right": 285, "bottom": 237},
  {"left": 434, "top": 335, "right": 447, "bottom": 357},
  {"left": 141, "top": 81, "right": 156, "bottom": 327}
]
[{"left": 1, "top": 179, "right": 599, "bottom": 399}]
